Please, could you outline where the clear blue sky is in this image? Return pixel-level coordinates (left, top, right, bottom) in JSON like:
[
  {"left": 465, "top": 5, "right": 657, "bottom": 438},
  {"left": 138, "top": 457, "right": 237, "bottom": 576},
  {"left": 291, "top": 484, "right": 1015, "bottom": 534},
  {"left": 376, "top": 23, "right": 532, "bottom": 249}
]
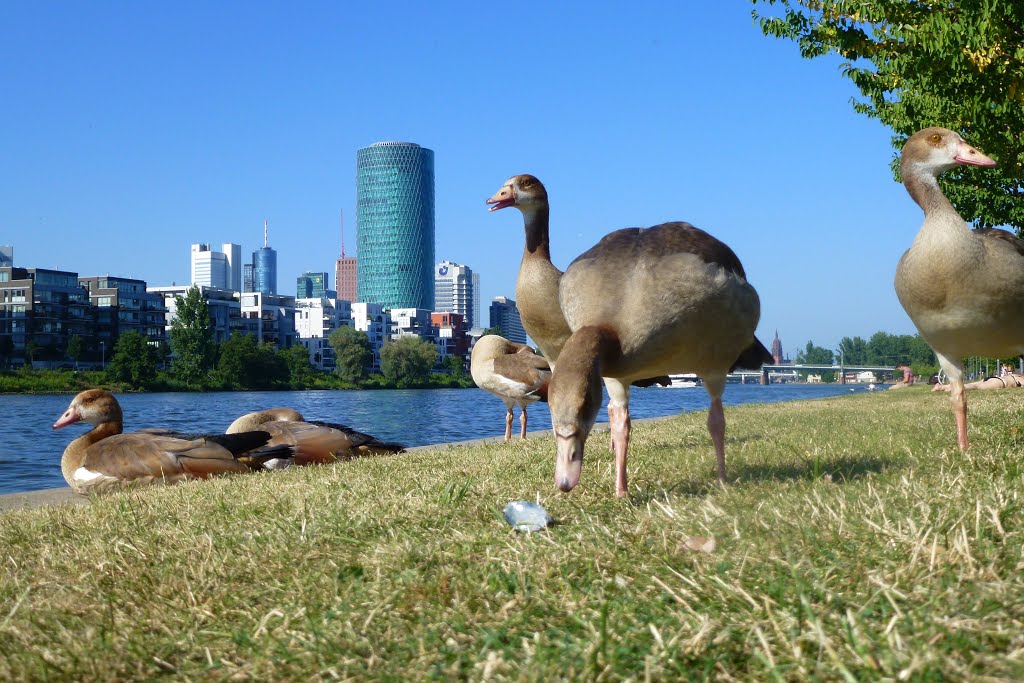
[{"left": 0, "top": 1, "right": 925, "bottom": 354}]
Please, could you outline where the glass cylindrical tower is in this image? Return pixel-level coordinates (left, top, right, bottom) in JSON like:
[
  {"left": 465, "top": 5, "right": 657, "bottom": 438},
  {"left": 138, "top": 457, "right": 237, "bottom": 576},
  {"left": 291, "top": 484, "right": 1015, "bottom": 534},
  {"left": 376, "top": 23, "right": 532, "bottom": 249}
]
[
  {"left": 253, "top": 247, "right": 277, "bottom": 295},
  {"left": 356, "top": 141, "right": 435, "bottom": 310}
]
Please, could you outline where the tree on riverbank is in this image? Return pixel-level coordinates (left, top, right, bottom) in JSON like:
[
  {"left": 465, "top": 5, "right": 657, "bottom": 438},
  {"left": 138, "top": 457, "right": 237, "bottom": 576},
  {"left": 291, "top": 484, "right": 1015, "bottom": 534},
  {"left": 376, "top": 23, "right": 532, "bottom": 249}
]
[
  {"left": 752, "top": 0, "right": 1024, "bottom": 232},
  {"left": 215, "top": 332, "right": 288, "bottom": 389},
  {"left": 329, "top": 326, "right": 373, "bottom": 383},
  {"left": 380, "top": 336, "right": 436, "bottom": 387},
  {"left": 106, "top": 331, "right": 158, "bottom": 388},
  {"left": 169, "top": 287, "right": 215, "bottom": 387}
]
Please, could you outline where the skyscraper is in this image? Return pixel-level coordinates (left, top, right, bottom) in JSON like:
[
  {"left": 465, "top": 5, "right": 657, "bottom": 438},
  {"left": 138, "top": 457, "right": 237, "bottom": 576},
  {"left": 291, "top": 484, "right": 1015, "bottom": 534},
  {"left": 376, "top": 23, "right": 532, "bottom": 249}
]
[
  {"left": 190, "top": 243, "right": 241, "bottom": 291},
  {"left": 488, "top": 296, "right": 527, "bottom": 344},
  {"left": 252, "top": 220, "right": 277, "bottom": 295},
  {"left": 335, "top": 209, "right": 358, "bottom": 302},
  {"left": 296, "top": 272, "right": 328, "bottom": 299},
  {"left": 434, "top": 260, "right": 477, "bottom": 329},
  {"left": 356, "top": 141, "right": 435, "bottom": 310},
  {"left": 0, "top": 246, "right": 12, "bottom": 268}
]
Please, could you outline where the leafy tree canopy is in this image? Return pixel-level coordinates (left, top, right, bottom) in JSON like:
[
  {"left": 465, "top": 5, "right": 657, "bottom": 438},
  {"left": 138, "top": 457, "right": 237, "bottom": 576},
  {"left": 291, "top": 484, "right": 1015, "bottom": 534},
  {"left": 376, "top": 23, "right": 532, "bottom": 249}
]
[
  {"left": 328, "top": 325, "right": 373, "bottom": 383},
  {"left": 380, "top": 336, "right": 437, "bottom": 387},
  {"left": 753, "top": 0, "right": 1024, "bottom": 231},
  {"left": 216, "top": 332, "right": 288, "bottom": 389},
  {"left": 795, "top": 340, "right": 835, "bottom": 365},
  {"left": 280, "top": 344, "right": 316, "bottom": 387},
  {"left": 106, "top": 331, "right": 157, "bottom": 388},
  {"left": 169, "top": 287, "right": 215, "bottom": 386}
]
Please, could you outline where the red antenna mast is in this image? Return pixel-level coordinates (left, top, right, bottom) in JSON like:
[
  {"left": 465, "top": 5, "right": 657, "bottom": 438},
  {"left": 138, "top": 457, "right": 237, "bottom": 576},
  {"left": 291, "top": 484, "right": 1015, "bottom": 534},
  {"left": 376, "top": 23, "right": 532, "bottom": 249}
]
[{"left": 340, "top": 209, "right": 346, "bottom": 258}]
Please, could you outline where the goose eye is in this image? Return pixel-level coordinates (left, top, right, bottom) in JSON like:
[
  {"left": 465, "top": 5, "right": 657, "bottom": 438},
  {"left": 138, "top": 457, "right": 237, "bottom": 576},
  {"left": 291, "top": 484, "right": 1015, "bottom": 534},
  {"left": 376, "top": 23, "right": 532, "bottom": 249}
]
[
  {"left": 521, "top": 178, "right": 533, "bottom": 188},
  {"left": 930, "top": 133, "right": 942, "bottom": 143}
]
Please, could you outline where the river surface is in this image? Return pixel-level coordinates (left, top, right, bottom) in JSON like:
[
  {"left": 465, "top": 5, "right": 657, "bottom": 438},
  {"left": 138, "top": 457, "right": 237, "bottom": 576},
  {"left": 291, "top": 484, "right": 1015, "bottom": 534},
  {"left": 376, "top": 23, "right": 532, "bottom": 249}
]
[{"left": 0, "top": 383, "right": 865, "bottom": 495}]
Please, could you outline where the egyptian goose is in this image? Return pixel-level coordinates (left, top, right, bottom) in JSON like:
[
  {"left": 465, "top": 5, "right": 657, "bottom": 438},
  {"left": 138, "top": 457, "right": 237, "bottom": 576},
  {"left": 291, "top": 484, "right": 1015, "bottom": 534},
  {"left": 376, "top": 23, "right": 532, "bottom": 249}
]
[
  {"left": 225, "top": 408, "right": 406, "bottom": 467},
  {"left": 487, "top": 175, "right": 572, "bottom": 364},
  {"left": 470, "top": 334, "right": 551, "bottom": 441},
  {"left": 894, "top": 126, "right": 1007, "bottom": 450},
  {"left": 548, "top": 222, "right": 773, "bottom": 496},
  {"left": 53, "top": 389, "right": 284, "bottom": 494}
]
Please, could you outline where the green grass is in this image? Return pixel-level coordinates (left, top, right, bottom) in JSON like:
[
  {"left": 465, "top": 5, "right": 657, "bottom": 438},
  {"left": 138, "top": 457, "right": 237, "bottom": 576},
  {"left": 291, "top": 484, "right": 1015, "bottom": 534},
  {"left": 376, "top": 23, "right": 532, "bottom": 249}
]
[{"left": 3, "top": 387, "right": 1024, "bottom": 680}]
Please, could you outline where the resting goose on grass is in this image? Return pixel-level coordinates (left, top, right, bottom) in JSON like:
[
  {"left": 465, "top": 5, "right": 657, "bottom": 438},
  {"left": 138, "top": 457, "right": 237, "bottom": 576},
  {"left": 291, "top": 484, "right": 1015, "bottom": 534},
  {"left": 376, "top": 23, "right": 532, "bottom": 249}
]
[
  {"left": 226, "top": 408, "right": 406, "bottom": 468},
  {"left": 53, "top": 389, "right": 286, "bottom": 494},
  {"left": 549, "top": 222, "right": 773, "bottom": 496},
  {"left": 894, "top": 126, "right": 1008, "bottom": 450},
  {"left": 470, "top": 334, "right": 551, "bottom": 441}
]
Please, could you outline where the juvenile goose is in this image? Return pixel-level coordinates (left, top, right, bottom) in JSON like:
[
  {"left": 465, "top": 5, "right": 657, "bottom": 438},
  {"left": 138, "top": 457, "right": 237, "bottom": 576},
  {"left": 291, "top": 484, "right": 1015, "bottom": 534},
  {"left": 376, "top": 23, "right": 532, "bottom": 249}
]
[
  {"left": 53, "top": 389, "right": 284, "bottom": 494},
  {"left": 549, "top": 222, "right": 772, "bottom": 496},
  {"left": 470, "top": 334, "right": 551, "bottom": 441},
  {"left": 487, "top": 175, "right": 572, "bottom": 365},
  {"left": 226, "top": 408, "right": 406, "bottom": 467},
  {"left": 894, "top": 126, "right": 1007, "bottom": 450}
]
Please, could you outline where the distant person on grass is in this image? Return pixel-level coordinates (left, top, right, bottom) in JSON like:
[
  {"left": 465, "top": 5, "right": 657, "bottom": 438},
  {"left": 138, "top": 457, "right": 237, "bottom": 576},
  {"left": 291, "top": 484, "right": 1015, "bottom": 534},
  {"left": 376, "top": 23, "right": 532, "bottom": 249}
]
[{"left": 932, "top": 373, "right": 1024, "bottom": 392}]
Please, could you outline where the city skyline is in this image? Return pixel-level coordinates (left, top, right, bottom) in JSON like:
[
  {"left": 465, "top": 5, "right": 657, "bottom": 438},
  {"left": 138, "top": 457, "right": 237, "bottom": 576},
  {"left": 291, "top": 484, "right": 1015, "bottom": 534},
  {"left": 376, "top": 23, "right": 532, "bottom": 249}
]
[{"left": 1, "top": 4, "right": 935, "bottom": 351}]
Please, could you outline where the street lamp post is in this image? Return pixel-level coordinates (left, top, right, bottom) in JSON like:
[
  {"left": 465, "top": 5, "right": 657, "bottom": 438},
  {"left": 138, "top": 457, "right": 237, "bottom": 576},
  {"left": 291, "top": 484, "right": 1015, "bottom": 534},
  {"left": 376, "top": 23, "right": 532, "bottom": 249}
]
[{"left": 100, "top": 341, "right": 105, "bottom": 369}]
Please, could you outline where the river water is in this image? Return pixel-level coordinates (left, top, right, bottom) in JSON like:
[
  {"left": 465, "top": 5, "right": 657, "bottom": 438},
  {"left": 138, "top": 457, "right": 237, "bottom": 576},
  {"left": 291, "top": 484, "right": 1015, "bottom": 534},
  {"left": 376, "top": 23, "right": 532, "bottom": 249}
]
[{"left": 0, "top": 383, "right": 864, "bottom": 495}]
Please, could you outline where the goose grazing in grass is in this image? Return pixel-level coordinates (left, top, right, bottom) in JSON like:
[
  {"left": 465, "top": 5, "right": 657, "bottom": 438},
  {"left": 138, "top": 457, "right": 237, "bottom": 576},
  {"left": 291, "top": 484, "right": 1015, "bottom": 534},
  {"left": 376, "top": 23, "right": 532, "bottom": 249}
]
[
  {"left": 894, "top": 126, "right": 1005, "bottom": 450},
  {"left": 487, "top": 174, "right": 572, "bottom": 365},
  {"left": 470, "top": 334, "right": 551, "bottom": 441},
  {"left": 226, "top": 408, "right": 406, "bottom": 468},
  {"left": 549, "top": 222, "right": 773, "bottom": 496},
  {"left": 53, "top": 389, "right": 286, "bottom": 494}
]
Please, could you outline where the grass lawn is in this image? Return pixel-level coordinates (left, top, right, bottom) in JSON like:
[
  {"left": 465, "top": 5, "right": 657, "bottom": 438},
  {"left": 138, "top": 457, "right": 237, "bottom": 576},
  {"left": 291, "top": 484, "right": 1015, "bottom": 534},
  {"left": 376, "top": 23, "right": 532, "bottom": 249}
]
[{"left": 2, "top": 387, "right": 1024, "bottom": 680}]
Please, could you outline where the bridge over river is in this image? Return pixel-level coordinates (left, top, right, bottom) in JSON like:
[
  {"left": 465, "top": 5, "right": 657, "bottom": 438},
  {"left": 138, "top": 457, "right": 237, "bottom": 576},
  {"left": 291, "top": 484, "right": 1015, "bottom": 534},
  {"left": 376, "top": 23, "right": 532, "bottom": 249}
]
[{"left": 728, "top": 364, "right": 898, "bottom": 385}]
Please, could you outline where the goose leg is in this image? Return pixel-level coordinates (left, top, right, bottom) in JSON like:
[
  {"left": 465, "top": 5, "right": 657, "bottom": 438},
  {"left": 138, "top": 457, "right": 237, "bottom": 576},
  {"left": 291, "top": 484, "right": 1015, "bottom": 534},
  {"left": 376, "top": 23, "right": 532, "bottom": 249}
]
[
  {"left": 606, "top": 379, "right": 631, "bottom": 497},
  {"left": 936, "top": 352, "right": 968, "bottom": 450},
  {"left": 703, "top": 375, "right": 728, "bottom": 482},
  {"left": 504, "top": 401, "right": 514, "bottom": 442},
  {"left": 520, "top": 406, "right": 528, "bottom": 439}
]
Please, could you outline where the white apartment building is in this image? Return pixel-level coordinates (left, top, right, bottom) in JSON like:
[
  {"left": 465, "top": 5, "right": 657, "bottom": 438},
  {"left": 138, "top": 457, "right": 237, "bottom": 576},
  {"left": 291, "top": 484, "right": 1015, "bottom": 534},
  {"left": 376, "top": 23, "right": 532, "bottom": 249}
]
[
  {"left": 239, "top": 291, "right": 296, "bottom": 347},
  {"left": 295, "top": 297, "right": 352, "bottom": 372},
  {"left": 434, "top": 260, "right": 479, "bottom": 330},
  {"left": 352, "top": 302, "right": 387, "bottom": 372}
]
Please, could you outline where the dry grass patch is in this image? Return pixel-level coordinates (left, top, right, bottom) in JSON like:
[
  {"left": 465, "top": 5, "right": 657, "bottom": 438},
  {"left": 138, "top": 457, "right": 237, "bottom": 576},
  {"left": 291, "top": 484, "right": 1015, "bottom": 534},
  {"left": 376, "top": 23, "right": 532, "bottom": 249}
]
[{"left": 3, "top": 388, "right": 1024, "bottom": 680}]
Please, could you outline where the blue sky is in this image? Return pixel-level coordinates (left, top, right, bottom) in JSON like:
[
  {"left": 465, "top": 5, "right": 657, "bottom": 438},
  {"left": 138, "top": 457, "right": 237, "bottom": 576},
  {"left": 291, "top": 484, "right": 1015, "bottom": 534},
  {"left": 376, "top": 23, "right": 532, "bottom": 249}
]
[{"left": 0, "top": 1, "right": 928, "bottom": 353}]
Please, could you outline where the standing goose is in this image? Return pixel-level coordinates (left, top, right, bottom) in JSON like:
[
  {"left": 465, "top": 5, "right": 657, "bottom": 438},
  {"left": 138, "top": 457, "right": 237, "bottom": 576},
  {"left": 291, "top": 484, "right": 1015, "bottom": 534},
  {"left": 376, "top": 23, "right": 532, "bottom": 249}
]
[
  {"left": 549, "top": 222, "right": 772, "bottom": 496},
  {"left": 894, "top": 126, "right": 1006, "bottom": 450},
  {"left": 487, "top": 175, "right": 572, "bottom": 365},
  {"left": 470, "top": 334, "right": 551, "bottom": 441},
  {"left": 53, "top": 389, "right": 285, "bottom": 494},
  {"left": 226, "top": 408, "right": 406, "bottom": 467}
]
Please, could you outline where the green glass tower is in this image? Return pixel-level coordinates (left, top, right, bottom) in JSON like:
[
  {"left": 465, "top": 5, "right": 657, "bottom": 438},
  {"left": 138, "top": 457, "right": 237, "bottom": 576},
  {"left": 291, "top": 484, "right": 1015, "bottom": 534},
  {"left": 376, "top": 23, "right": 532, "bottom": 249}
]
[{"left": 356, "top": 141, "right": 435, "bottom": 309}]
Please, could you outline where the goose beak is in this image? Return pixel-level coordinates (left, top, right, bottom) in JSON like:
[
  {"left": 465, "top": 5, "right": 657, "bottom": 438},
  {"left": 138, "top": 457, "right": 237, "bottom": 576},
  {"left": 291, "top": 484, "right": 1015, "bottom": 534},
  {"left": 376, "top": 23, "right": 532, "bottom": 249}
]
[
  {"left": 955, "top": 140, "right": 997, "bottom": 167},
  {"left": 555, "top": 433, "right": 584, "bottom": 492},
  {"left": 53, "top": 405, "right": 81, "bottom": 430},
  {"left": 487, "top": 185, "right": 515, "bottom": 212}
]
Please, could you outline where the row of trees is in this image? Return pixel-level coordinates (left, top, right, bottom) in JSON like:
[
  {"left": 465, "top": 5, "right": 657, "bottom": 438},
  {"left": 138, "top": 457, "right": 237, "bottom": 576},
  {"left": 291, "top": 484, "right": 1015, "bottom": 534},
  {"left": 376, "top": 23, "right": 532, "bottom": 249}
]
[
  {"left": 795, "top": 331, "right": 938, "bottom": 378},
  {"left": 116, "top": 286, "right": 469, "bottom": 391}
]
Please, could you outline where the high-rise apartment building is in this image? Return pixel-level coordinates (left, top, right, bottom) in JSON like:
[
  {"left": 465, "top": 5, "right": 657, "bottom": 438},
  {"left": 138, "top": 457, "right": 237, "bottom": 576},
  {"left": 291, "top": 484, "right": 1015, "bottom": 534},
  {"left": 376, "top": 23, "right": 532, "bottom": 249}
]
[
  {"left": 335, "top": 209, "right": 358, "bottom": 302},
  {"left": 434, "top": 260, "right": 478, "bottom": 329},
  {"left": 0, "top": 246, "right": 12, "bottom": 268},
  {"left": 488, "top": 296, "right": 527, "bottom": 344},
  {"left": 190, "top": 243, "right": 241, "bottom": 291},
  {"left": 296, "top": 272, "right": 329, "bottom": 299},
  {"left": 356, "top": 141, "right": 435, "bottom": 310}
]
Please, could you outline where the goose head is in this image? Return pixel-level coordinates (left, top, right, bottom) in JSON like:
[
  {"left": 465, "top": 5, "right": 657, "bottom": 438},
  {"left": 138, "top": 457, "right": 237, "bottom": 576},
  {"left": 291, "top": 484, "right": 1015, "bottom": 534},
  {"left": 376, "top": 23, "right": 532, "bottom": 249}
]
[
  {"left": 486, "top": 174, "right": 548, "bottom": 216},
  {"left": 900, "top": 127, "right": 996, "bottom": 180},
  {"left": 547, "top": 342, "right": 604, "bottom": 493},
  {"left": 53, "top": 389, "right": 122, "bottom": 429}
]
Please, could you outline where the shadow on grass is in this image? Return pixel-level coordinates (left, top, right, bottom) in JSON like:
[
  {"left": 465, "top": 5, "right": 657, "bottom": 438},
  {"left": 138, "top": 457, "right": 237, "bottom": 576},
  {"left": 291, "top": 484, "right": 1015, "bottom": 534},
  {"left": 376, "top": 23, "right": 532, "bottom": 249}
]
[{"left": 631, "top": 453, "right": 899, "bottom": 502}]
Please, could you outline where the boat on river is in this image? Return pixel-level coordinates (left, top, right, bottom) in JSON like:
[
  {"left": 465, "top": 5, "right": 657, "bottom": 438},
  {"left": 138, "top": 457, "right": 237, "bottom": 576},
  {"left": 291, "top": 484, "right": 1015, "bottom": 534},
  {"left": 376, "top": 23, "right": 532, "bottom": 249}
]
[{"left": 662, "top": 374, "right": 702, "bottom": 388}]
